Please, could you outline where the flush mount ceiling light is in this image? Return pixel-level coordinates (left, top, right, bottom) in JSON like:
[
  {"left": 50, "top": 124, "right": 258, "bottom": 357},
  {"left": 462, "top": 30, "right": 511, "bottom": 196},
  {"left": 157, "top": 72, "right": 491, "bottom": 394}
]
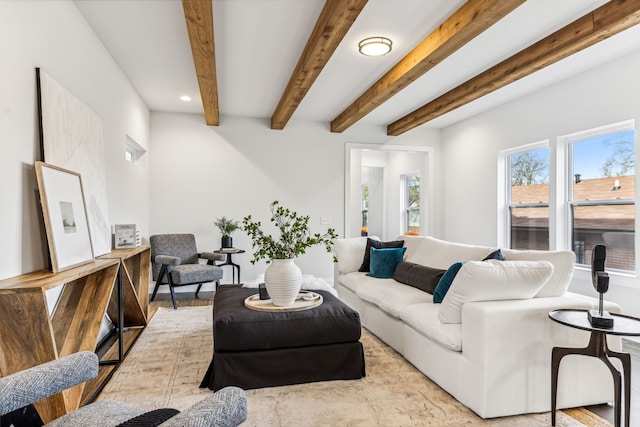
[
  {"left": 358, "top": 36, "right": 392, "bottom": 57},
  {"left": 179, "top": 95, "right": 192, "bottom": 102}
]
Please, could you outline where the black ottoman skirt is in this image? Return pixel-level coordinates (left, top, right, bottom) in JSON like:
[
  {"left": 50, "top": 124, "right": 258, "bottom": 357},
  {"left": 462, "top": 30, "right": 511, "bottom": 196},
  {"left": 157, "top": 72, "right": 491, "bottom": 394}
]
[{"left": 200, "top": 286, "right": 366, "bottom": 391}]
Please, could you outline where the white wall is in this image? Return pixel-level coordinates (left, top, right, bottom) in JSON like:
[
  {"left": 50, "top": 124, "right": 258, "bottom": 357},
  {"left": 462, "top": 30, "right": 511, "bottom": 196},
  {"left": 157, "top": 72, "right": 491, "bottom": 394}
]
[
  {"left": 149, "top": 113, "right": 440, "bottom": 288},
  {"left": 0, "top": 1, "right": 150, "bottom": 281},
  {"left": 440, "top": 48, "right": 640, "bottom": 316}
]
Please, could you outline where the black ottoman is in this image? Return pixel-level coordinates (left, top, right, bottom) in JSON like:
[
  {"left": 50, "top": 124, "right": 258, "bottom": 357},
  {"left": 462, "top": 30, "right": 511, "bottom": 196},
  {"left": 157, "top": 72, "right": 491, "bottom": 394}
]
[{"left": 200, "top": 286, "right": 365, "bottom": 391}]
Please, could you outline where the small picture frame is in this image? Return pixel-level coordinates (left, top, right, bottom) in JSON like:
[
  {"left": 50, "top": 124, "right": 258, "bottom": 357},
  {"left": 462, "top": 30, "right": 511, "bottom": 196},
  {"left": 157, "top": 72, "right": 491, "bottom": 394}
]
[
  {"left": 114, "top": 224, "right": 137, "bottom": 249},
  {"left": 35, "top": 161, "right": 94, "bottom": 272}
]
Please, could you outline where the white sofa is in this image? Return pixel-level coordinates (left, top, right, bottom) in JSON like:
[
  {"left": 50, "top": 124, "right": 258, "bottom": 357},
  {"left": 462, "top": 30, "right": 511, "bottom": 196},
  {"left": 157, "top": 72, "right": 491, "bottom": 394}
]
[{"left": 333, "top": 235, "right": 620, "bottom": 419}]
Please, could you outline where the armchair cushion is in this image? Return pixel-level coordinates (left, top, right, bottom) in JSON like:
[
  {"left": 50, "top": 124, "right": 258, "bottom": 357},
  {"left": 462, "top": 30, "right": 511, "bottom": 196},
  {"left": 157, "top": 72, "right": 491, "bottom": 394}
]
[
  {"left": 46, "top": 400, "right": 145, "bottom": 427},
  {"left": 171, "top": 264, "right": 223, "bottom": 285}
]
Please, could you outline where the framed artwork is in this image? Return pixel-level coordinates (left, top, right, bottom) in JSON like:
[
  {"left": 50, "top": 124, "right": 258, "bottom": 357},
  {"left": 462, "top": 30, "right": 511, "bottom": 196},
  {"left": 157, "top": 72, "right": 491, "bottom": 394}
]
[
  {"left": 35, "top": 161, "right": 94, "bottom": 272},
  {"left": 37, "top": 68, "right": 112, "bottom": 257},
  {"left": 114, "top": 224, "right": 137, "bottom": 249}
]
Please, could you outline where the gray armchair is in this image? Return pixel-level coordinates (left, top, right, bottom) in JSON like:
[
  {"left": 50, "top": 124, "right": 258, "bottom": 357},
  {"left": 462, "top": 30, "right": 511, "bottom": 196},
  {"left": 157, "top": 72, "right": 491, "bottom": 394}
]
[
  {"left": 150, "top": 234, "right": 224, "bottom": 309},
  {"left": 0, "top": 351, "right": 247, "bottom": 426}
]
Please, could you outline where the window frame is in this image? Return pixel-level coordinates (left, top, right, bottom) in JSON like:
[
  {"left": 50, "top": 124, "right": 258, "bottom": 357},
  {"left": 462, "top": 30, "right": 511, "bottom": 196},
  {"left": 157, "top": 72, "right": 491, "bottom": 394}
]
[
  {"left": 563, "top": 121, "right": 636, "bottom": 271},
  {"left": 500, "top": 119, "right": 636, "bottom": 274},
  {"left": 501, "top": 141, "right": 550, "bottom": 250},
  {"left": 402, "top": 172, "right": 420, "bottom": 233}
]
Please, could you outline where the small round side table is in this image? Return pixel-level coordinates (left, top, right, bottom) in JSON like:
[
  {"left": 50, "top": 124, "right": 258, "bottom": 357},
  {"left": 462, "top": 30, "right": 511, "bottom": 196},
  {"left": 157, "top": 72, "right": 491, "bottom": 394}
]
[
  {"left": 548, "top": 308, "right": 640, "bottom": 427},
  {"left": 212, "top": 249, "right": 245, "bottom": 284}
]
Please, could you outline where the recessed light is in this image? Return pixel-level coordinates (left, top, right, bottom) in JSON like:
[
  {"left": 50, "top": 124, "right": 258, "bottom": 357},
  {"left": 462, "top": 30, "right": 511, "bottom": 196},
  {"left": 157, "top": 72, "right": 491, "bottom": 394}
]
[
  {"left": 358, "top": 37, "right": 392, "bottom": 57},
  {"left": 180, "top": 95, "right": 192, "bottom": 102}
]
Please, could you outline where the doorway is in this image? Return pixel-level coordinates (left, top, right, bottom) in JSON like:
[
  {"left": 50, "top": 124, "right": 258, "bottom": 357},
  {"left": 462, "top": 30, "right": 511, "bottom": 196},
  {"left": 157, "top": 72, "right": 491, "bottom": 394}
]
[{"left": 345, "top": 144, "right": 433, "bottom": 240}]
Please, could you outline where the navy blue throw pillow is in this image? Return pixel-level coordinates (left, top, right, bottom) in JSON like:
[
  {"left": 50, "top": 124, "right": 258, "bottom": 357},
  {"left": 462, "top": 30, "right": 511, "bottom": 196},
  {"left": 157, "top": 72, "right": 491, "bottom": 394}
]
[
  {"left": 482, "top": 249, "right": 504, "bottom": 261},
  {"left": 433, "top": 262, "right": 465, "bottom": 303}
]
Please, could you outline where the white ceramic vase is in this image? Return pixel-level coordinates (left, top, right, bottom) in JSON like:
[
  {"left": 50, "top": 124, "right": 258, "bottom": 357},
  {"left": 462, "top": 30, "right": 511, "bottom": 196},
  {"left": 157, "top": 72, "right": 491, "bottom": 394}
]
[{"left": 264, "top": 258, "right": 302, "bottom": 306}]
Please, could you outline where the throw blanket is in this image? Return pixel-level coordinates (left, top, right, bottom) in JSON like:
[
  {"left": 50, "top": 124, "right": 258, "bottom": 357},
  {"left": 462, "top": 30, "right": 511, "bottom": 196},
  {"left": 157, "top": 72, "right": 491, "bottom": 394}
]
[{"left": 243, "top": 274, "right": 338, "bottom": 297}]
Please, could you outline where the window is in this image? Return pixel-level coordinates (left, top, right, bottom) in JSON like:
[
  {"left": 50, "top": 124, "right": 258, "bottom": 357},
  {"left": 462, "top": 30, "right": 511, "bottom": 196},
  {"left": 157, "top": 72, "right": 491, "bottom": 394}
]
[
  {"left": 404, "top": 173, "right": 420, "bottom": 234},
  {"left": 507, "top": 146, "right": 550, "bottom": 250},
  {"left": 501, "top": 120, "right": 636, "bottom": 273},
  {"left": 361, "top": 183, "right": 368, "bottom": 235},
  {"left": 568, "top": 125, "right": 635, "bottom": 270},
  {"left": 125, "top": 135, "right": 146, "bottom": 164}
]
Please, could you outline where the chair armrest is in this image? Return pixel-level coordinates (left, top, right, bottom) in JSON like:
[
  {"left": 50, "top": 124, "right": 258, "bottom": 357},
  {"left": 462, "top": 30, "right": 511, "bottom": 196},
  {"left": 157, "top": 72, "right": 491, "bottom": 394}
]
[
  {"left": 153, "top": 255, "right": 181, "bottom": 266},
  {"left": 159, "top": 386, "right": 247, "bottom": 427},
  {"left": 200, "top": 252, "right": 225, "bottom": 262},
  {"left": 0, "top": 351, "right": 98, "bottom": 416}
]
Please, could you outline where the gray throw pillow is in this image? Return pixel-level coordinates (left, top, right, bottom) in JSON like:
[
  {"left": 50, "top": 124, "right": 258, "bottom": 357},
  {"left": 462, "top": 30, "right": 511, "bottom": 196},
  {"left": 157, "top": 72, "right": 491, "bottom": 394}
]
[{"left": 393, "top": 261, "right": 445, "bottom": 294}]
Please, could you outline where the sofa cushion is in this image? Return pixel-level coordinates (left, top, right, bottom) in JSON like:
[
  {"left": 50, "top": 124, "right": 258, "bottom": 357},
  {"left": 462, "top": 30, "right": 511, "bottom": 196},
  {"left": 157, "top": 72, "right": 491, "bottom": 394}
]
[
  {"left": 334, "top": 236, "right": 378, "bottom": 274},
  {"left": 433, "top": 262, "right": 465, "bottom": 303},
  {"left": 501, "top": 248, "right": 575, "bottom": 297},
  {"left": 338, "top": 271, "right": 370, "bottom": 294},
  {"left": 393, "top": 261, "right": 445, "bottom": 294},
  {"left": 406, "top": 237, "right": 495, "bottom": 269},
  {"left": 367, "top": 247, "right": 407, "bottom": 278},
  {"left": 355, "top": 280, "right": 432, "bottom": 318},
  {"left": 438, "top": 260, "right": 554, "bottom": 324},
  {"left": 359, "top": 238, "right": 405, "bottom": 272},
  {"left": 399, "top": 303, "right": 462, "bottom": 351}
]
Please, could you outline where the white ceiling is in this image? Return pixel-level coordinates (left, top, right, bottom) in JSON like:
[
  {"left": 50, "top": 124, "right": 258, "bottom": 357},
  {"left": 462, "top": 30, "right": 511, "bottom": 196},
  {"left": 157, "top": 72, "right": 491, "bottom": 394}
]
[{"left": 74, "top": 0, "right": 640, "bottom": 132}]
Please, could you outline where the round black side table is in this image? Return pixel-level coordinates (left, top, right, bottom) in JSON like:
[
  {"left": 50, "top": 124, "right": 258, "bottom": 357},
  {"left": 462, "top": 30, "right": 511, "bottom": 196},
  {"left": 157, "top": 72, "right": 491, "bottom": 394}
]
[
  {"left": 548, "top": 308, "right": 640, "bottom": 427},
  {"left": 212, "top": 249, "right": 245, "bottom": 284}
]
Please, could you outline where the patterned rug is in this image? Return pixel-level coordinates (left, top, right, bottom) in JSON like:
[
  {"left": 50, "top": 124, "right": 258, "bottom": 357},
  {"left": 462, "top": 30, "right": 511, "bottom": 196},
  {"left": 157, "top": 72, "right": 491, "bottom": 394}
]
[{"left": 98, "top": 306, "right": 612, "bottom": 426}]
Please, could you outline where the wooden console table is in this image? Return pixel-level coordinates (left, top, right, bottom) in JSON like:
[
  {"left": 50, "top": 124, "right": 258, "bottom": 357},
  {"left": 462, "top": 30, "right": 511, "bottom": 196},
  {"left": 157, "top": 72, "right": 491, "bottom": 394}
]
[
  {"left": 0, "top": 245, "right": 151, "bottom": 423},
  {"left": 85, "top": 245, "right": 151, "bottom": 404}
]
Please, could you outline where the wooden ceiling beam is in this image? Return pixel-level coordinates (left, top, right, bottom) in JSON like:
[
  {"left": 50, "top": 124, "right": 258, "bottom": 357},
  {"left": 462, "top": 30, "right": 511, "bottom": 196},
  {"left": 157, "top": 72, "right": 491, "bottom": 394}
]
[
  {"left": 183, "top": 0, "right": 219, "bottom": 126},
  {"left": 330, "top": 0, "right": 525, "bottom": 133},
  {"left": 271, "top": 0, "right": 368, "bottom": 130},
  {"left": 388, "top": 0, "right": 640, "bottom": 136}
]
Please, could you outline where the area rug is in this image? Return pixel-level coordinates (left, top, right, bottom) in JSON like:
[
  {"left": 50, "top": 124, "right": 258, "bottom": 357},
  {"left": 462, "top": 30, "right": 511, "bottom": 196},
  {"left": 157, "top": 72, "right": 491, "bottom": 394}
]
[{"left": 98, "top": 306, "right": 611, "bottom": 426}]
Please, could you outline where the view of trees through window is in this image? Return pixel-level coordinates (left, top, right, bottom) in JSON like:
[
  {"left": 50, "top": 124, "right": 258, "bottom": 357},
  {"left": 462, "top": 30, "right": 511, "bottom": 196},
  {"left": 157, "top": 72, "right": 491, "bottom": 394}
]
[
  {"left": 508, "top": 126, "right": 635, "bottom": 271},
  {"left": 570, "top": 129, "right": 635, "bottom": 270},
  {"left": 406, "top": 175, "right": 420, "bottom": 234},
  {"left": 509, "top": 147, "right": 550, "bottom": 251}
]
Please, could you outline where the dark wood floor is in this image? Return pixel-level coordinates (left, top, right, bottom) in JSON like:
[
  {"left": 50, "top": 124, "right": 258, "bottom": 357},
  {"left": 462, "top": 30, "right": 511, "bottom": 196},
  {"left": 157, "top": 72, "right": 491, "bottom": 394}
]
[{"left": 586, "top": 338, "right": 640, "bottom": 426}]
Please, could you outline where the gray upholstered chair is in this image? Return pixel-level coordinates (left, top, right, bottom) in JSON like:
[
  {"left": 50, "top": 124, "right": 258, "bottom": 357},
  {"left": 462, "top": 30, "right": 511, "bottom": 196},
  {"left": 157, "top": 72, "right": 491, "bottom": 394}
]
[
  {"left": 0, "top": 351, "right": 247, "bottom": 426},
  {"left": 150, "top": 234, "right": 224, "bottom": 309}
]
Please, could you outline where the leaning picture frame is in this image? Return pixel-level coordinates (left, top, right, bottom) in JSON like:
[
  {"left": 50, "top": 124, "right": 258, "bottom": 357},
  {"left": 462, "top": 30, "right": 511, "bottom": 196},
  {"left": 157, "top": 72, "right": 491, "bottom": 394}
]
[{"left": 35, "top": 161, "right": 94, "bottom": 272}]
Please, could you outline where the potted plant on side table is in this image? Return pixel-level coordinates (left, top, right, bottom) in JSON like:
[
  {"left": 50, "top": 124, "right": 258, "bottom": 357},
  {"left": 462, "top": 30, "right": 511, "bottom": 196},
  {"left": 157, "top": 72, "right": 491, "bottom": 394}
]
[
  {"left": 214, "top": 216, "right": 241, "bottom": 249},
  {"left": 242, "top": 200, "right": 338, "bottom": 307}
]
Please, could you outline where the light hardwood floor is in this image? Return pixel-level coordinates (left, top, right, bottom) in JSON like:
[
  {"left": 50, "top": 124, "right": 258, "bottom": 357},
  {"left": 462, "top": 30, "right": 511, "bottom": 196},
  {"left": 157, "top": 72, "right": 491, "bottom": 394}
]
[{"left": 150, "top": 291, "right": 638, "bottom": 426}]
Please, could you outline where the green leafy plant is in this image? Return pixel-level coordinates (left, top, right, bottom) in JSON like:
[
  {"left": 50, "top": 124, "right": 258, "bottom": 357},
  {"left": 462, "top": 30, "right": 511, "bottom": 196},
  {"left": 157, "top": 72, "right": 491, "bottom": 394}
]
[
  {"left": 214, "top": 216, "right": 241, "bottom": 238},
  {"left": 242, "top": 200, "right": 338, "bottom": 264}
]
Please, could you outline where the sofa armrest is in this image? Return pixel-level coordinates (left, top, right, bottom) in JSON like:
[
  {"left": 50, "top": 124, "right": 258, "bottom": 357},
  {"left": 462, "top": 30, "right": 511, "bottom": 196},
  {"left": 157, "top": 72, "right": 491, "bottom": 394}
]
[
  {"left": 160, "top": 386, "right": 247, "bottom": 427},
  {"left": 461, "top": 293, "right": 620, "bottom": 365},
  {"left": 0, "top": 352, "right": 98, "bottom": 416}
]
